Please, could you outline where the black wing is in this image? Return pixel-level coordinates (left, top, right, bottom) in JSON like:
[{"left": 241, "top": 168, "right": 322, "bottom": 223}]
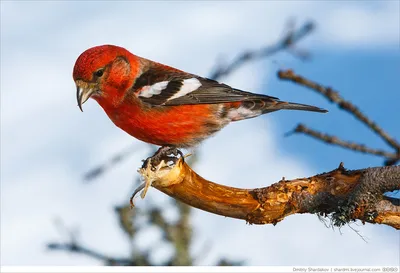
[
  {"left": 132, "top": 64, "right": 278, "bottom": 106},
  {"left": 163, "top": 78, "right": 278, "bottom": 106}
]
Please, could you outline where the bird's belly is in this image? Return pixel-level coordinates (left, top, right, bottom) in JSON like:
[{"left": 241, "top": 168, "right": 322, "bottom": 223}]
[{"left": 108, "top": 104, "right": 225, "bottom": 147}]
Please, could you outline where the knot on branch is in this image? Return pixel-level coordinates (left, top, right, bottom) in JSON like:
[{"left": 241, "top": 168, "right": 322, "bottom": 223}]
[{"left": 331, "top": 166, "right": 400, "bottom": 227}]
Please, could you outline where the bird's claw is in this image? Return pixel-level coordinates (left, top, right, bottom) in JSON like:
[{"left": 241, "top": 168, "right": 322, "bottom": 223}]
[
  {"left": 142, "top": 146, "right": 183, "bottom": 170},
  {"left": 130, "top": 183, "right": 145, "bottom": 208}
]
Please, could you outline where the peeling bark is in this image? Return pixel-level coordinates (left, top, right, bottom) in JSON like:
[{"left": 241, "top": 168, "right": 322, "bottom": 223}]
[{"left": 133, "top": 154, "right": 400, "bottom": 229}]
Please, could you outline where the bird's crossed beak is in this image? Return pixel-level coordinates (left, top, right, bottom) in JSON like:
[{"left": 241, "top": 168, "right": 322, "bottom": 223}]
[{"left": 76, "top": 81, "right": 97, "bottom": 112}]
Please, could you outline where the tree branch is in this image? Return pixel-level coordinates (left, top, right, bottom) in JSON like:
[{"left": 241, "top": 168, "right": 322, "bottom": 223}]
[
  {"left": 133, "top": 153, "right": 400, "bottom": 230},
  {"left": 47, "top": 242, "right": 138, "bottom": 266},
  {"left": 209, "top": 21, "right": 314, "bottom": 80},
  {"left": 83, "top": 144, "right": 144, "bottom": 182},
  {"left": 277, "top": 69, "right": 400, "bottom": 158},
  {"left": 286, "top": 124, "right": 398, "bottom": 160}
]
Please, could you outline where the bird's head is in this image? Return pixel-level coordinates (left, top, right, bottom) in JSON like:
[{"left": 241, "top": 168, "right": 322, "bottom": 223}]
[{"left": 73, "top": 45, "right": 139, "bottom": 111}]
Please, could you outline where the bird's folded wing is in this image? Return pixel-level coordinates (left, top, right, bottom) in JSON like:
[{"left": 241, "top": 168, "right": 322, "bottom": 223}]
[{"left": 132, "top": 64, "right": 279, "bottom": 106}]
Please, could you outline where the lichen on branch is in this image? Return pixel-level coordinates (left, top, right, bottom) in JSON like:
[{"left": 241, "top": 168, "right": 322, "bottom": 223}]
[{"left": 133, "top": 152, "right": 400, "bottom": 230}]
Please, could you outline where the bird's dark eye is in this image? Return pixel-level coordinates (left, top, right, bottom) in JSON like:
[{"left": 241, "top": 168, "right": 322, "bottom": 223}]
[{"left": 95, "top": 68, "right": 104, "bottom": 78}]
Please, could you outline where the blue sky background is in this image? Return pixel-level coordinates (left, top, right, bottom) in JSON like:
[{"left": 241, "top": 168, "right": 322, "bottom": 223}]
[
  {"left": 270, "top": 49, "right": 400, "bottom": 170},
  {"left": 1, "top": 0, "right": 399, "bottom": 266}
]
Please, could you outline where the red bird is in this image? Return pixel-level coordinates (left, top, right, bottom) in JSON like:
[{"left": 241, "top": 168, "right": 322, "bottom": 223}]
[{"left": 74, "top": 45, "right": 326, "bottom": 151}]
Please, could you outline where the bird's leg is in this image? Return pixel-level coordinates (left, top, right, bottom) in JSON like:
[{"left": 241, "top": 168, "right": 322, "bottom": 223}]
[
  {"left": 142, "top": 145, "right": 184, "bottom": 169},
  {"left": 155, "top": 145, "right": 184, "bottom": 159}
]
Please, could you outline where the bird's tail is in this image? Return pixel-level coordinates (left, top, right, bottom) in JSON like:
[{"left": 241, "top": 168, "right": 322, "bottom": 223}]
[
  {"left": 271, "top": 101, "right": 328, "bottom": 113},
  {"left": 227, "top": 99, "right": 327, "bottom": 122}
]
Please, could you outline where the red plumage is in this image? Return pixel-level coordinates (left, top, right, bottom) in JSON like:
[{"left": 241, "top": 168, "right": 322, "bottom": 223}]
[{"left": 73, "top": 45, "right": 326, "bottom": 148}]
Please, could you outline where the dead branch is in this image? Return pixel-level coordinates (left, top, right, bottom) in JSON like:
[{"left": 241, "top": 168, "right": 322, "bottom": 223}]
[
  {"left": 83, "top": 143, "right": 145, "bottom": 182},
  {"left": 209, "top": 21, "right": 314, "bottom": 80},
  {"left": 286, "top": 124, "right": 398, "bottom": 160},
  {"left": 278, "top": 69, "right": 400, "bottom": 166},
  {"left": 133, "top": 153, "right": 400, "bottom": 230},
  {"left": 277, "top": 70, "right": 400, "bottom": 153},
  {"left": 47, "top": 242, "right": 140, "bottom": 266}
]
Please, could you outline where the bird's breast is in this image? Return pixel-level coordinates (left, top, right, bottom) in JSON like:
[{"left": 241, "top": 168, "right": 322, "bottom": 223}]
[{"left": 102, "top": 100, "right": 228, "bottom": 147}]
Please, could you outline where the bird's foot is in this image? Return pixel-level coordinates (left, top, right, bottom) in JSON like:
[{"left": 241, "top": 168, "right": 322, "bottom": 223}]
[{"left": 142, "top": 146, "right": 184, "bottom": 170}]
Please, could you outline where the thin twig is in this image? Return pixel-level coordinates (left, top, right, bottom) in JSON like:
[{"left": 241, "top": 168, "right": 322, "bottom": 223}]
[
  {"left": 83, "top": 143, "right": 146, "bottom": 182},
  {"left": 209, "top": 21, "right": 314, "bottom": 80},
  {"left": 47, "top": 242, "right": 136, "bottom": 265},
  {"left": 278, "top": 69, "right": 400, "bottom": 154},
  {"left": 287, "top": 124, "right": 398, "bottom": 160}
]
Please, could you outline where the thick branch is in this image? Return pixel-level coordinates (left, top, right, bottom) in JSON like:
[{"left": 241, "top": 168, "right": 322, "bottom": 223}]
[
  {"left": 277, "top": 69, "right": 400, "bottom": 155},
  {"left": 134, "top": 155, "right": 400, "bottom": 229}
]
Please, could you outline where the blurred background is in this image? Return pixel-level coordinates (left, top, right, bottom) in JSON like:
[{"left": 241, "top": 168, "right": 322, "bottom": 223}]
[{"left": 1, "top": 0, "right": 399, "bottom": 266}]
